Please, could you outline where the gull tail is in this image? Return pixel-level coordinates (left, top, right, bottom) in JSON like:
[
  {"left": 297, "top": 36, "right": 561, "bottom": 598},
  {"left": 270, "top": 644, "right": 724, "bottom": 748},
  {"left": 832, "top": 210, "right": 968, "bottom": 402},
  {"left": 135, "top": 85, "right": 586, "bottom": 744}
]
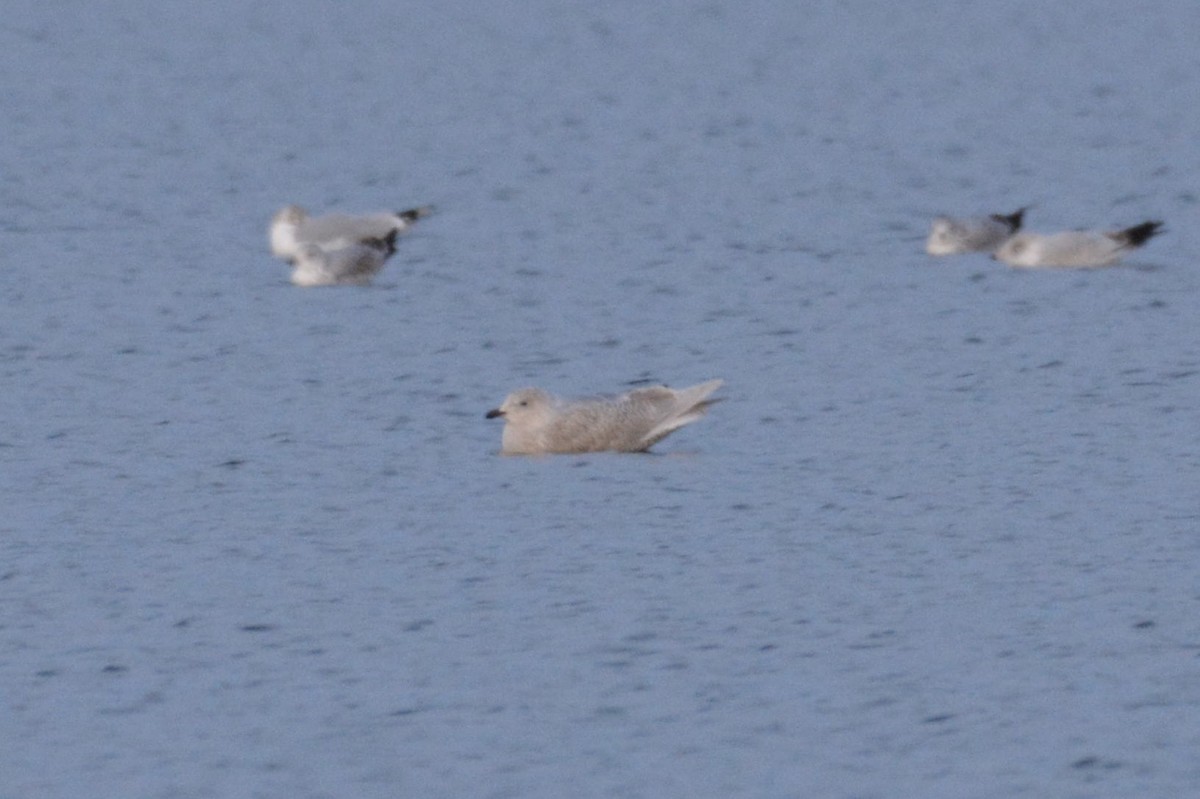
[
  {"left": 679, "top": 379, "right": 725, "bottom": 413},
  {"left": 638, "top": 379, "right": 725, "bottom": 451},
  {"left": 669, "top": 379, "right": 726, "bottom": 426}
]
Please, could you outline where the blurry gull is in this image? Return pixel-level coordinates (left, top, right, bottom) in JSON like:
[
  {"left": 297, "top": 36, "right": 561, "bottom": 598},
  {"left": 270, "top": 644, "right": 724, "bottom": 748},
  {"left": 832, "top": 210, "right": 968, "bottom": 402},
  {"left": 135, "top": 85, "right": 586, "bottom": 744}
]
[
  {"left": 993, "top": 220, "right": 1164, "bottom": 268},
  {"left": 925, "top": 207, "right": 1026, "bottom": 255},
  {"left": 288, "top": 230, "right": 397, "bottom": 287},
  {"left": 269, "top": 203, "right": 432, "bottom": 262},
  {"left": 486, "top": 379, "right": 724, "bottom": 455}
]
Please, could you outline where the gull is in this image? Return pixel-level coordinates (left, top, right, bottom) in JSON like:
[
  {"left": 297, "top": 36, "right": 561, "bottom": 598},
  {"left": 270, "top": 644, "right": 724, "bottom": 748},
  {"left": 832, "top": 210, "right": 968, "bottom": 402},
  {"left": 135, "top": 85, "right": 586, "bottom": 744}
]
[
  {"left": 485, "top": 379, "right": 724, "bottom": 455},
  {"left": 926, "top": 207, "right": 1026, "bottom": 255},
  {"left": 288, "top": 230, "right": 397, "bottom": 286},
  {"left": 993, "top": 220, "right": 1164, "bottom": 268},
  {"left": 269, "top": 204, "right": 432, "bottom": 262}
]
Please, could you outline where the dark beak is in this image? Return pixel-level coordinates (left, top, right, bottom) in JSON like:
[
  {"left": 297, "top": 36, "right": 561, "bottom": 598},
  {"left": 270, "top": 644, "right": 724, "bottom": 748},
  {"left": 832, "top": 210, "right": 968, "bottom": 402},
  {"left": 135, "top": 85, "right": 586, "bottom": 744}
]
[{"left": 485, "top": 408, "right": 504, "bottom": 419}]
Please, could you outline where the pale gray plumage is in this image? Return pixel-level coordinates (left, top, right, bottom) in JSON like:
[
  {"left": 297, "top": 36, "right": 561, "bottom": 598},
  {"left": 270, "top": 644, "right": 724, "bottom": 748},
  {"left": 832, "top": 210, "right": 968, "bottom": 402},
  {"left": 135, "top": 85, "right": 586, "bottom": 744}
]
[
  {"left": 993, "top": 220, "right": 1163, "bottom": 268},
  {"left": 288, "top": 231, "right": 396, "bottom": 287},
  {"left": 926, "top": 208, "right": 1026, "bottom": 255},
  {"left": 269, "top": 204, "right": 431, "bottom": 263},
  {"left": 486, "top": 380, "right": 724, "bottom": 454}
]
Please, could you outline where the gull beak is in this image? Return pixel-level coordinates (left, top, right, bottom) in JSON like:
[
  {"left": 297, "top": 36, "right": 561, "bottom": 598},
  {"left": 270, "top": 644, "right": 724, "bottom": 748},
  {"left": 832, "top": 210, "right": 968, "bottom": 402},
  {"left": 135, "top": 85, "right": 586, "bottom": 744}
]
[{"left": 485, "top": 408, "right": 504, "bottom": 419}]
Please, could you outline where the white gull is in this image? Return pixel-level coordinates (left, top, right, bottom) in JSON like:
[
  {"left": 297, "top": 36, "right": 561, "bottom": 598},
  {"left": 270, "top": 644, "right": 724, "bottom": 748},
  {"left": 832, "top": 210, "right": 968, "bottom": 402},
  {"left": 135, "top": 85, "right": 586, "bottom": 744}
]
[
  {"left": 926, "top": 207, "right": 1026, "bottom": 255},
  {"left": 993, "top": 220, "right": 1164, "bottom": 268},
  {"left": 269, "top": 204, "right": 432, "bottom": 263},
  {"left": 486, "top": 380, "right": 724, "bottom": 455}
]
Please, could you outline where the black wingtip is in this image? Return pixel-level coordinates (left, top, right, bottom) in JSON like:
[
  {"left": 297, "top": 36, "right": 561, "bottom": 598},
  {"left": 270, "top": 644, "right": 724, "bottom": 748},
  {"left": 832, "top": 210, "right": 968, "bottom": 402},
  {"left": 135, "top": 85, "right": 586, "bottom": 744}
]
[
  {"left": 990, "top": 207, "right": 1027, "bottom": 232},
  {"left": 383, "top": 228, "right": 399, "bottom": 253},
  {"left": 397, "top": 205, "right": 433, "bottom": 223},
  {"left": 362, "top": 228, "right": 400, "bottom": 257},
  {"left": 1119, "top": 220, "right": 1164, "bottom": 248}
]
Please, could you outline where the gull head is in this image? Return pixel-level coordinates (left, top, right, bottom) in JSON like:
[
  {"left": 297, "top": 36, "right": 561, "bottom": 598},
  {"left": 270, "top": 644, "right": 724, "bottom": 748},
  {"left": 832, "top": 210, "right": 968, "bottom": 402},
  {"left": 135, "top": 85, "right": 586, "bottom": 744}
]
[
  {"left": 485, "top": 387, "right": 553, "bottom": 421},
  {"left": 924, "top": 218, "right": 958, "bottom": 255},
  {"left": 269, "top": 205, "right": 309, "bottom": 260}
]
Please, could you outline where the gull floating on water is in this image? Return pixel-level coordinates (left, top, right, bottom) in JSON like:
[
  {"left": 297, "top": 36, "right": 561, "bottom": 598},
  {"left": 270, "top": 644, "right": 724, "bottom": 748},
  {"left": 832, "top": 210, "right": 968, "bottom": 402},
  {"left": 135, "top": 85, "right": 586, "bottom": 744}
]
[
  {"left": 992, "top": 220, "right": 1164, "bottom": 268},
  {"left": 288, "top": 230, "right": 398, "bottom": 287},
  {"left": 926, "top": 208, "right": 1026, "bottom": 255},
  {"left": 486, "top": 379, "right": 724, "bottom": 455},
  {"left": 269, "top": 204, "right": 431, "bottom": 260}
]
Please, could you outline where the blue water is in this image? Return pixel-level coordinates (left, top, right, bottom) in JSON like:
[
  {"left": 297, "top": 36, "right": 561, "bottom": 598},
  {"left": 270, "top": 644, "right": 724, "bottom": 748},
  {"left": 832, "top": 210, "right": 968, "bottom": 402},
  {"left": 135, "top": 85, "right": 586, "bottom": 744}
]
[{"left": 3, "top": 2, "right": 1199, "bottom": 797}]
